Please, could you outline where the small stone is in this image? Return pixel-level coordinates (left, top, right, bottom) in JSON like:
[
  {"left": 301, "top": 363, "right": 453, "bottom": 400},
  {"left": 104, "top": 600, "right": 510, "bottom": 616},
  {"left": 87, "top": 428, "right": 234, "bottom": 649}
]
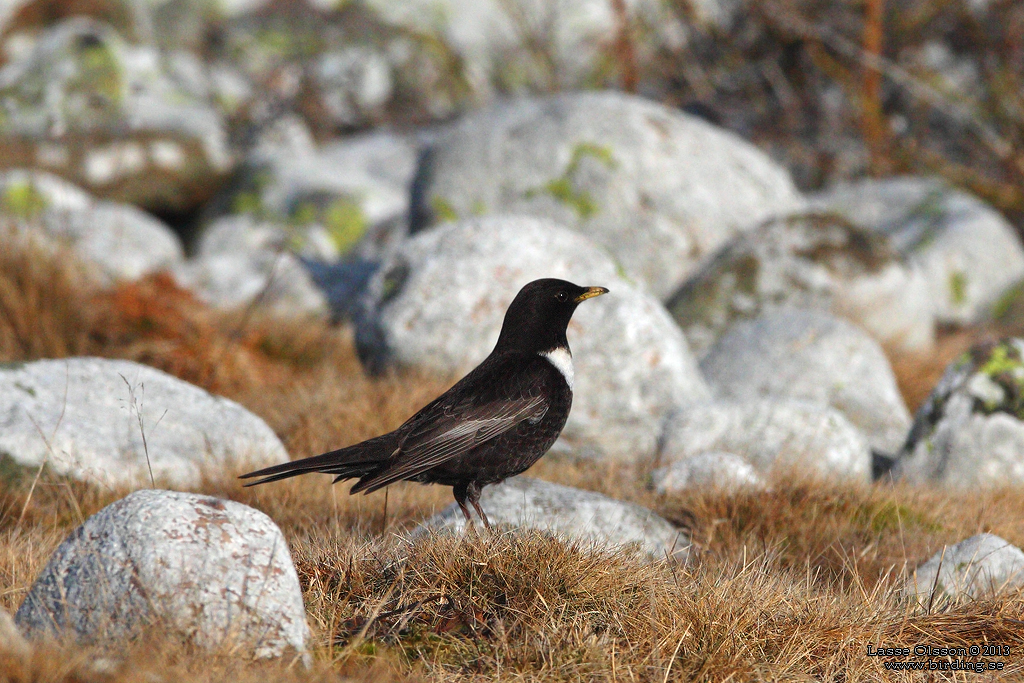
[
  {"left": 417, "top": 476, "right": 688, "bottom": 560},
  {"left": 16, "top": 490, "right": 310, "bottom": 660},
  {"left": 905, "top": 533, "right": 1024, "bottom": 607},
  {"left": 172, "top": 215, "right": 329, "bottom": 318}
]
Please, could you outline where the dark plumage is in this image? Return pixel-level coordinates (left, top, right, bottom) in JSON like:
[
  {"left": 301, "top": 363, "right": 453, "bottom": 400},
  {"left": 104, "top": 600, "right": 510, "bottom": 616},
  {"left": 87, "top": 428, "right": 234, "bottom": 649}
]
[{"left": 239, "top": 278, "right": 608, "bottom": 528}]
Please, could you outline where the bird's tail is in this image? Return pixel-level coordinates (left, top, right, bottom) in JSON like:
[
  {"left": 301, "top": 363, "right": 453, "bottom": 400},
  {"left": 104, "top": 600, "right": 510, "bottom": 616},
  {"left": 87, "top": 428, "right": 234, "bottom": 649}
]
[{"left": 239, "top": 435, "right": 395, "bottom": 487}]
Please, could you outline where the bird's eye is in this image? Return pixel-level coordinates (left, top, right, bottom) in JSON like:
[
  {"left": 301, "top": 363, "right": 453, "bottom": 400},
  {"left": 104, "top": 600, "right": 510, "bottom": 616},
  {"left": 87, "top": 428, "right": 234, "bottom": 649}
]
[{"left": 556, "top": 291, "right": 568, "bottom": 302}]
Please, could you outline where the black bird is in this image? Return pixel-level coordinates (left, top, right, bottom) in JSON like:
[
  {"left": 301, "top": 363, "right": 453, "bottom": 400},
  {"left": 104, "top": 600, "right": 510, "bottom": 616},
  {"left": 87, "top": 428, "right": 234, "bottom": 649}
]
[{"left": 239, "top": 278, "right": 608, "bottom": 528}]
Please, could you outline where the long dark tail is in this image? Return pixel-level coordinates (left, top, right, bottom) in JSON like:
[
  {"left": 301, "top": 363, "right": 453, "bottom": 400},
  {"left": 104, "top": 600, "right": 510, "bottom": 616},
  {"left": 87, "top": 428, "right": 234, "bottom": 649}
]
[{"left": 239, "top": 434, "right": 396, "bottom": 487}]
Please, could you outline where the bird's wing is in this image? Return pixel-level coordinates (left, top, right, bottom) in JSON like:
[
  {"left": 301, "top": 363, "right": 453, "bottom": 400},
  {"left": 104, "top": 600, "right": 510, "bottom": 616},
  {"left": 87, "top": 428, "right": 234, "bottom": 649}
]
[{"left": 350, "top": 356, "right": 554, "bottom": 492}]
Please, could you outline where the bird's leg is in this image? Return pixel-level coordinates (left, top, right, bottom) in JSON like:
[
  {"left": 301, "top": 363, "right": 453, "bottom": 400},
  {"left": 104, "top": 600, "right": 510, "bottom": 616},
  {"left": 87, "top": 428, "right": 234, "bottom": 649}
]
[
  {"left": 453, "top": 482, "right": 475, "bottom": 531},
  {"left": 467, "top": 481, "right": 490, "bottom": 531}
]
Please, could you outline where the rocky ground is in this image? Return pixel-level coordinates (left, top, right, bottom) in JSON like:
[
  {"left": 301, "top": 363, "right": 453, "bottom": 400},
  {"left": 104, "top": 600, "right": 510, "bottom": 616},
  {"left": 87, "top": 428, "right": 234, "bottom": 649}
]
[{"left": 0, "top": 0, "right": 1024, "bottom": 680}]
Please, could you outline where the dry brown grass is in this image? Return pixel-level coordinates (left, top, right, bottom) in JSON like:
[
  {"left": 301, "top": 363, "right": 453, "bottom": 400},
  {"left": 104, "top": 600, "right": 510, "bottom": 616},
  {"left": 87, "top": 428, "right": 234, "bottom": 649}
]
[{"left": 2, "top": 243, "right": 1024, "bottom": 681}]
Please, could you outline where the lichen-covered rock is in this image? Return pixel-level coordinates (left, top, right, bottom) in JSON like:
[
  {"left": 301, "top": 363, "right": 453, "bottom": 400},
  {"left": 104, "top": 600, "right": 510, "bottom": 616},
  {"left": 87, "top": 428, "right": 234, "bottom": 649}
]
[
  {"left": 810, "top": 176, "right": 1024, "bottom": 325},
  {"left": 667, "top": 213, "right": 934, "bottom": 355},
  {"left": 355, "top": 215, "right": 711, "bottom": 461},
  {"left": 364, "top": 0, "right": 681, "bottom": 99},
  {"left": 650, "top": 452, "right": 764, "bottom": 495},
  {"left": 660, "top": 399, "right": 872, "bottom": 481},
  {"left": 172, "top": 214, "right": 329, "bottom": 317},
  {"left": 0, "top": 18, "right": 232, "bottom": 210},
  {"left": 0, "top": 169, "right": 184, "bottom": 284},
  {"left": 701, "top": 309, "right": 910, "bottom": 453},
  {"left": 16, "top": 490, "right": 310, "bottom": 660},
  {"left": 216, "top": 117, "right": 418, "bottom": 263},
  {"left": 417, "top": 476, "right": 688, "bottom": 560},
  {"left": 411, "top": 91, "right": 805, "bottom": 298},
  {"left": 892, "top": 338, "right": 1024, "bottom": 487},
  {"left": 0, "top": 357, "right": 288, "bottom": 487},
  {"left": 904, "top": 534, "right": 1024, "bottom": 608}
]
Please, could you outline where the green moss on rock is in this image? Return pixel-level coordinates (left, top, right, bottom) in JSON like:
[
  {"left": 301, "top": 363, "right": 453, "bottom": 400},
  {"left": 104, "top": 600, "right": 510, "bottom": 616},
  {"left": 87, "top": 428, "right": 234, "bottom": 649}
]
[{"left": 2, "top": 181, "right": 48, "bottom": 219}]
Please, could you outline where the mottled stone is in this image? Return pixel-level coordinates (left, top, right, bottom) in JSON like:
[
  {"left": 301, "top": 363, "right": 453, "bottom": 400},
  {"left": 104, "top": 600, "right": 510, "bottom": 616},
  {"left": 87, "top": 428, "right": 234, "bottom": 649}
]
[
  {"left": 810, "top": 176, "right": 1024, "bottom": 325},
  {"left": 172, "top": 214, "right": 329, "bottom": 318},
  {"left": 355, "top": 215, "right": 711, "bottom": 461},
  {"left": 893, "top": 338, "right": 1024, "bottom": 487},
  {"left": 905, "top": 534, "right": 1024, "bottom": 608},
  {"left": 418, "top": 476, "right": 688, "bottom": 560},
  {"left": 16, "top": 490, "right": 310, "bottom": 660},
  {"left": 0, "top": 169, "right": 184, "bottom": 284},
  {"left": 0, "top": 358, "right": 288, "bottom": 487},
  {"left": 701, "top": 309, "right": 910, "bottom": 453},
  {"left": 667, "top": 212, "right": 934, "bottom": 355},
  {"left": 0, "top": 18, "right": 232, "bottom": 210}
]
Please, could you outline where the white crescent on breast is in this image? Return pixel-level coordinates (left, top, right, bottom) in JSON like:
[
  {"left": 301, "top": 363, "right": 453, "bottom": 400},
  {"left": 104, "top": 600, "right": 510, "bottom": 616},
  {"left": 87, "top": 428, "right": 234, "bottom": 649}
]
[{"left": 540, "top": 347, "right": 574, "bottom": 391}]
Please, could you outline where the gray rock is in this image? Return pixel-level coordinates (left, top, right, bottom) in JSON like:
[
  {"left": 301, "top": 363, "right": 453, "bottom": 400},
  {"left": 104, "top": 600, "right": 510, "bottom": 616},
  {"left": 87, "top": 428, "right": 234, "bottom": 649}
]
[
  {"left": 893, "top": 338, "right": 1024, "bottom": 488},
  {"left": 660, "top": 399, "right": 871, "bottom": 481},
  {"left": 650, "top": 452, "right": 764, "bottom": 495},
  {"left": 172, "top": 215, "right": 330, "bottom": 318},
  {"left": 701, "top": 309, "right": 910, "bottom": 453},
  {"left": 412, "top": 91, "right": 805, "bottom": 299},
  {"left": 0, "top": 169, "right": 184, "bottom": 284},
  {"left": 366, "top": 0, "right": 688, "bottom": 97},
  {"left": 0, "top": 357, "right": 288, "bottom": 488},
  {"left": 221, "top": 117, "right": 419, "bottom": 262},
  {"left": 0, "top": 18, "right": 232, "bottom": 210},
  {"left": 314, "top": 47, "right": 393, "bottom": 128},
  {"left": 0, "top": 608, "right": 30, "bottom": 658},
  {"left": 905, "top": 534, "right": 1024, "bottom": 608},
  {"left": 356, "top": 215, "right": 711, "bottom": 461},
  {"left": 16, "top": 490, "right": 310, "bottom": 660},
  {"left": 810, "top": 176, "right": 1024, "bottom": 325},
  {"left": 667, "top": 212, "right": 935, "bottom": 355},
  {"left": 417, "top": 476, "right": 688, "bottom": 560}
]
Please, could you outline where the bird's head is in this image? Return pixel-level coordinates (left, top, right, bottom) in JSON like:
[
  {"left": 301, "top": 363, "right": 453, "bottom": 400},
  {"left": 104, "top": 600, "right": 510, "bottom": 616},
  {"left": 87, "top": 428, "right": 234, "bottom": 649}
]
[{"left": 493, "top": 278, "right": 608, "bottom": 355}]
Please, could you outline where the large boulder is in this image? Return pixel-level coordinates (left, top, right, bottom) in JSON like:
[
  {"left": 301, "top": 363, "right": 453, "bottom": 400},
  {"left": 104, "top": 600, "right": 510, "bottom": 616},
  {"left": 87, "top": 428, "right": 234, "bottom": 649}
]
[
  {"left": 417, "top": 476, "right": 688, "bottom": 560},
  {"left": 700, "top": 309, "right": 911, "bottom": 453},
  {"left": 172, "top": 214, "right": 330, "bottom": 318},
  {"left": 810, "top": 176, "right": 1024, "bottom": 325},
  {"left": 355, "top": 215, "right": 711, "bottom": 461},
  {"left": 892, "top": 338, "right": 1024, "bottom": 488},
  {"left": 666, "top": 212, "right": 934, "bottom": 355},
  {"left": 904, "top": 534, "right": 1024, "bottom": 608},
  {"left": 660, "top": 399, "right": 872, "bottom": 482},
  {"left": 0, "top": 18, "right": 232, "bottom": 210},
  {"left": 0, "top": 357, "right": 288, "bottom": 487},
  {"left": 0, "top": 169, "right": 184, "bottom": 284},
  {"left": 16, "top": 490, "right": 310, "bottom": 660},
  {"left": 411, "top": 91, "right": 805, "bottom": 298}
]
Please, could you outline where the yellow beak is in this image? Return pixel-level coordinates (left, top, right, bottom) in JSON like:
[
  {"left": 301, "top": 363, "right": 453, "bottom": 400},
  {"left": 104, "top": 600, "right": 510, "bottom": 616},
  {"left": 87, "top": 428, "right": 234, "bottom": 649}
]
[{"left": 574, "top": 286, "right": 609, "bottom": 303}]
